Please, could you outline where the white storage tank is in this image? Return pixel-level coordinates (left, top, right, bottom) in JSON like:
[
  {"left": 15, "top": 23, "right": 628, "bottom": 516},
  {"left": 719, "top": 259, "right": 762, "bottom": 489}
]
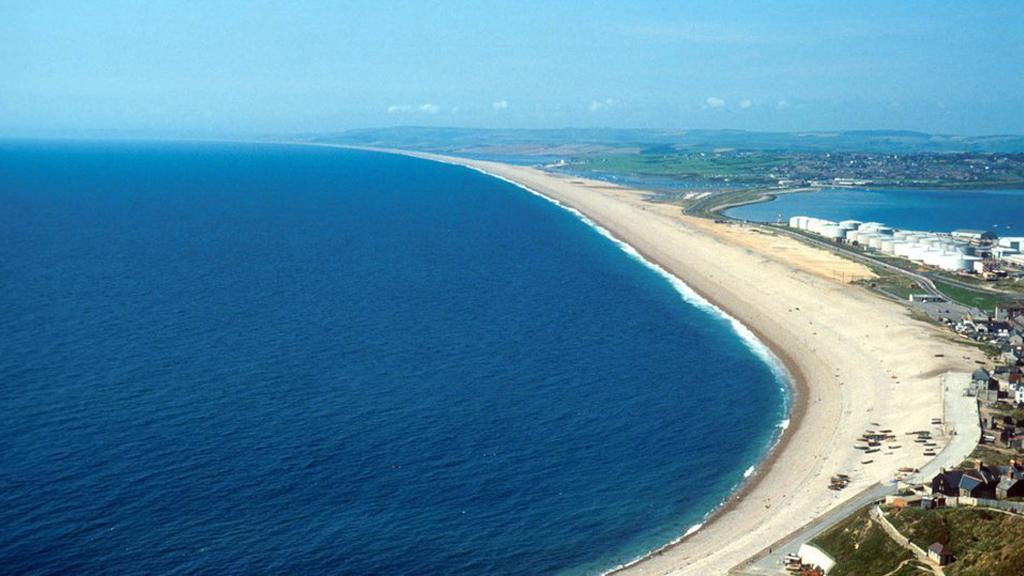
[
  {"left": 938, "top": 252, "right": 969, "bottom": 272},
  {"left": 820, "top": 225, "right": 846, "bottom": 240},
  {"left": 936, "top": 252, "right": 956, "bottom": 271},
  {"left": 950, "top": 242, "right": 972, "bottom": 255},
  {"left": 894, "top": 242, "right": 914, "bottom": 257},
  {"left": 880, "top": 239, "right": 898, "bottom": 254},
  {"left": 840, "top": 220, "right": 862, "bottom": 230},
  {"left": 906, "top": 245, "right": 929, "bottom": 262},
  {"left": 868, "top": 236, "right": 885, "bottom": 250},
  {"left": 923, "top": 249, "right": 945, "bottom": 267},
  {"left": 808, "top": 219, "right": 829, "bottom": 235}
]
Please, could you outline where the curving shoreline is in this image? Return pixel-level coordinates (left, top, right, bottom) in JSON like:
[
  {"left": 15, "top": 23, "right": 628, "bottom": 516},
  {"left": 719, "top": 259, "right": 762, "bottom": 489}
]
[
  {"left": 398, "top": 151, "right": 984, "bottom": 575},
  {"left": 276, "top": 142, "right": 986, "bottom": 574},
  {"left": 455, "top": 158, "right": 804, "bottom": 572},
  {"left": 438, "top": 157, "right": 807, "bottom": 571}
]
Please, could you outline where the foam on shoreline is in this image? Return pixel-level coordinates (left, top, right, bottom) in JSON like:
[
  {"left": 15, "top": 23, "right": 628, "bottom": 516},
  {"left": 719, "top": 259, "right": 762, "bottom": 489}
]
[
  {"left": 465, "top": 163, "right": 793, "bottom": 391},
  {"left": 454, "top": 162, "right": 797, "bottom": 574}
]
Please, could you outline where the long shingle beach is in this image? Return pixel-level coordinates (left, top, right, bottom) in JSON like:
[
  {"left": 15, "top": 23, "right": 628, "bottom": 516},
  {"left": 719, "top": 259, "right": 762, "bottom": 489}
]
[{"left": 372, "top": 150, "right": 986, "bottom": 575}]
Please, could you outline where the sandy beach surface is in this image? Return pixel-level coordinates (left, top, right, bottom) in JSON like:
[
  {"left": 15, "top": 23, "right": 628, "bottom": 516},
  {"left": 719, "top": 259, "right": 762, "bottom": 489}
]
[{"left": 342, "top": 146, "right": 986, "bottom": 575}]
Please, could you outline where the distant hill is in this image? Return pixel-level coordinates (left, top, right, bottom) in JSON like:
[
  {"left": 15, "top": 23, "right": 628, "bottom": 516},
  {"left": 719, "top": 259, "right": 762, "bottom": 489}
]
[{"left": 310, "top": 127, "right": 1024, "bottom": 155}]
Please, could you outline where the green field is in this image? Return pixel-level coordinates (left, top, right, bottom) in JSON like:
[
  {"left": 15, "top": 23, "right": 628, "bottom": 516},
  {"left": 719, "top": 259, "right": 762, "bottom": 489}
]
[
  {"left": 572, "top": 153, "right": 783, "bottom": 182},
  {"left": 933, "top": 280, "right": 1008, "bottom": 312}
]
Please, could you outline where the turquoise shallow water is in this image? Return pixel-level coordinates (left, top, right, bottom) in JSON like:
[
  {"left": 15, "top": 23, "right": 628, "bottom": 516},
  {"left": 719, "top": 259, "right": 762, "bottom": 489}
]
[
  {"left": 0, "top": 141, "right": 787, "bottom": 575},
  {"left": 726, "top": 186, "right": 1024, "bottom": 233}
]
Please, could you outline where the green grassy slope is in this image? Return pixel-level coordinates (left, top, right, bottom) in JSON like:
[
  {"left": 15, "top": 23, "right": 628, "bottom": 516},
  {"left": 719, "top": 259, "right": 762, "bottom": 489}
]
[
  {"left": 888, "top": 507, "right": 1024, "bottom": 576},
  {"left": 809, "top": 507, "right": 912, "bottom": 576}
]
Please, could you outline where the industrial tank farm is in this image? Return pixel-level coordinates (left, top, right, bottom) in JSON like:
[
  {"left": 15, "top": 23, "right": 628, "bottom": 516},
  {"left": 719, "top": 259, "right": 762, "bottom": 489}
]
[{"left": 787, "top": 216, "right": 982, "bottom": 273}]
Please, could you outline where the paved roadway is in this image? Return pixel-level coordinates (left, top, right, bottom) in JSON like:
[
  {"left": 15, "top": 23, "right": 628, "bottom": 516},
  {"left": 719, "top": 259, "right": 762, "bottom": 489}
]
[
  {"left": 763, "top": 224, "right": 948, "bottom": 300},
  {"left": 731, "top": 218, "right": 1015, "bottom": 297},
  {"left": 732, "top": 373, "right": 979, "bottom": 575},
  {"left": 922, "top": 269, "right": 1020, "bottom": 296},
  {"left": 731, "top": 482, "right": 894, "bottom": 575}
]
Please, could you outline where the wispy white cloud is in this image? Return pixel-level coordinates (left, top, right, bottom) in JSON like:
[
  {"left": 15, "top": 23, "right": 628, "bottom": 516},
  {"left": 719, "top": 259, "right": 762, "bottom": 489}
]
[
  {"left": 388, "top": 103, "right": 442, "bottom": 114},
  {"left": 492, "top": 99, "right": 508, "bottom": 110},
  {"left": 739, "top": 99, "right": 753, "bottom": 109},
  {"left": 776, "top": 99, "right": 791, "bottom": 110},
  {"left": 588, "top": 98, "right": 617, "bottom": 112},
  {"left": 705, "top": 96, "right": 726, "bottom": 108}
]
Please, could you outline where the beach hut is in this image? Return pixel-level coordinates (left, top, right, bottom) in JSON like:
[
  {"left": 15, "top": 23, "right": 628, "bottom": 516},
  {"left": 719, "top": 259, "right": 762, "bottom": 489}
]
[{"left": 927, "top": 543, "right": 953, "bottom": 566}]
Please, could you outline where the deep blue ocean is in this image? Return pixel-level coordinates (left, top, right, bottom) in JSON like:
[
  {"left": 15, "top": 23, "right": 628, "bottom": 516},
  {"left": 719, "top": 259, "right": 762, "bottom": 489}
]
[
  {"left": 0, "top": 141, "right": 786, "bottom": 575},
  {"left": 726, "top": 186, "right": 1024, "bottom": 233}
]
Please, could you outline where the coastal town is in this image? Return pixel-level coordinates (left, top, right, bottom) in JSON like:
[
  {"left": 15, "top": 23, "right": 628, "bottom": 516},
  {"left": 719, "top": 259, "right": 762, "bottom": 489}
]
[
  {"left": 568, "top": 150, "right": 1024, "bottom": 190},
  {"left": 743, "top": 217, "right": 1024, "bottom": 574}
]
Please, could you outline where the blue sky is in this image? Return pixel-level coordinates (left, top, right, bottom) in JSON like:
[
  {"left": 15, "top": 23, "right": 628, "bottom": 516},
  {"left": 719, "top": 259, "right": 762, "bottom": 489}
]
[{"left": 2, "top": 1, "right": 1022, "bottom": 135}]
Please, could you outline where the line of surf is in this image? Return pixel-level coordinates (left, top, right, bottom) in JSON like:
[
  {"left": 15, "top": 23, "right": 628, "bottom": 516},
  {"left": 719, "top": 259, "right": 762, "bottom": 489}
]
[
  {"left": 234, "top": 142, "right": 798, "bottom": 574},
  {"left": 445, "top": 162, "right": 796, "bottom": 573}
]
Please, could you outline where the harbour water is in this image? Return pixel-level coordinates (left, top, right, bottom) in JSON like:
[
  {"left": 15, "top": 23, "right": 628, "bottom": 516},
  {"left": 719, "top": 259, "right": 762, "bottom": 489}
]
[
  {"left": 0, "top": 141, "right": 787, "bottom": 575},
  {"left": 725, "top": 186, "right": 1024, "bottom": 233}
]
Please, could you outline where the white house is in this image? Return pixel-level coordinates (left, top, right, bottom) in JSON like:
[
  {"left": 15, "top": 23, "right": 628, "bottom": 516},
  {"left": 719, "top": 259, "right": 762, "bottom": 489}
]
[
  {"left": 1012, "top": 382, "right": 1024, "bottom": 405},
  {"left": 998, "top": 237, "right": 1024, "bottom": 251}
]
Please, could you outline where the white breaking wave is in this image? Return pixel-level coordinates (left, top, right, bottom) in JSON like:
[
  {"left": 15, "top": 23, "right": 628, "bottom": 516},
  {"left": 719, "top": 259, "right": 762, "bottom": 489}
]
[{"left": 450, "top": 161, "right": 797, "bottom": 576}]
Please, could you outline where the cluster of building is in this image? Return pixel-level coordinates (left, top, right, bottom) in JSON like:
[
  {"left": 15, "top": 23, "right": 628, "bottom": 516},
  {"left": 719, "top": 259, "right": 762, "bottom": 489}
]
[
  {"left": 981, "top": 406, "right": 1024, "bottom": 450},
  {"left": 768, "top": 152, "right": 1024, "bottom": 189},
  {"left": 884, "top": 460, "right": 1024, "bottom": 517},
  {"left": 787, "top": 215, "right": 1024, "bottom": 275},
  {"left": 970, "top": 363, "right": 1024, "bottom": 406},
  {"left": 952, "top": 308, "right": 1024, "bottom": 348},
  {"left": 927, "top": 459, "right": 1024, "bottom": 502},
  {"left": 877, "top": 461, "right": 1024, "bottom": 569}
]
